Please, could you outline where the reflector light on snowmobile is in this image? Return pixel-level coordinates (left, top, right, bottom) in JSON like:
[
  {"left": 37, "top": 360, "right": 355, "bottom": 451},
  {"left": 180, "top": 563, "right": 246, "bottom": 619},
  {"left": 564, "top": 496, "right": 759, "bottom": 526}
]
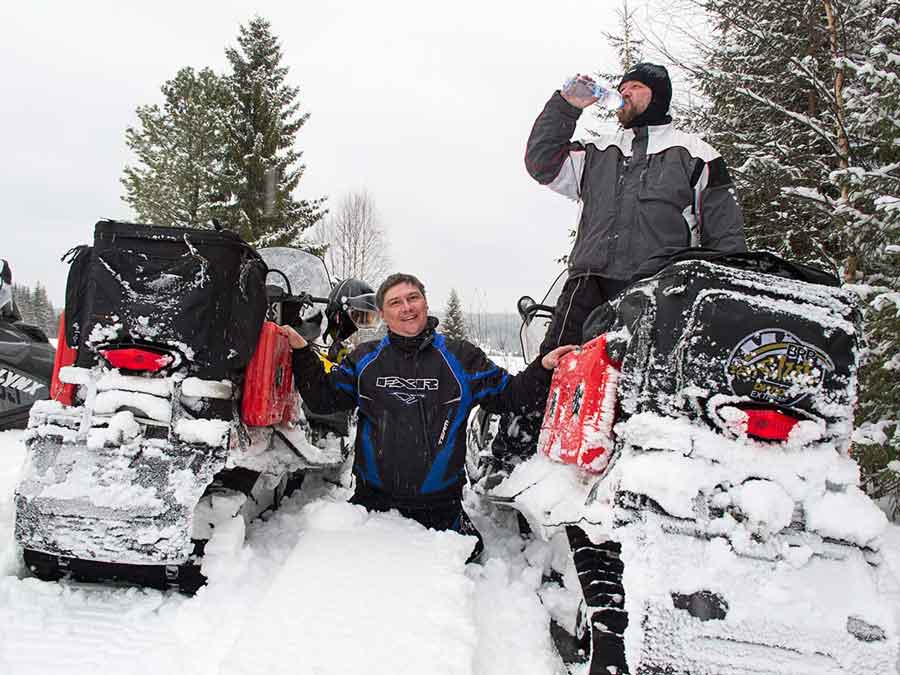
[
  {"left": 100, "top": 348, "right": 173, "bottom": 372},
  {"left": 741, "top": 407, "right": 799, "bottom": 441}
]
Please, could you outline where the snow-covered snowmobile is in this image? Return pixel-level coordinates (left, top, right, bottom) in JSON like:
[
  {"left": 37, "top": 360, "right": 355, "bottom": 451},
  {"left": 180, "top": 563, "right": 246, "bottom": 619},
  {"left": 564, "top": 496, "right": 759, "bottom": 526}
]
[
  {"left": 0, "top": 259, "right": 55, "bottom": 430},
  {"left": 469, "top": 250, "right": 899, "bottom": 674},
  {"left": 14, "top": 221, "right": 373, "bottom": 593}
]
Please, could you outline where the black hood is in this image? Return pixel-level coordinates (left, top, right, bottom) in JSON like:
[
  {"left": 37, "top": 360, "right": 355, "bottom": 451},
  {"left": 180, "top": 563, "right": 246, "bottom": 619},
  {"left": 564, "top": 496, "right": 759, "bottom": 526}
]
[{"left": 619, "top": 62, "right": 672, "bottom": 128}]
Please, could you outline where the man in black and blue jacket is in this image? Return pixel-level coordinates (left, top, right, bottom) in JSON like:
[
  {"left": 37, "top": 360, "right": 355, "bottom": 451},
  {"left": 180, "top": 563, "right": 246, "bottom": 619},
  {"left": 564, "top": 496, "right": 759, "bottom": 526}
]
[{"left": 284, "top": 273, "right": 574, "bottom": 547}]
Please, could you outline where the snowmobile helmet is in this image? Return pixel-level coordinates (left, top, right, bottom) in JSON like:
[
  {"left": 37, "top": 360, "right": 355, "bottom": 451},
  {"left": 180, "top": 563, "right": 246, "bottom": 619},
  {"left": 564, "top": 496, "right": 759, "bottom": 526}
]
[
  {"left": 325, "top": 278, "right": 380, "bottom": 342},
  {"left": 0, "top": 260, "right": 12, "bottom": 317}
]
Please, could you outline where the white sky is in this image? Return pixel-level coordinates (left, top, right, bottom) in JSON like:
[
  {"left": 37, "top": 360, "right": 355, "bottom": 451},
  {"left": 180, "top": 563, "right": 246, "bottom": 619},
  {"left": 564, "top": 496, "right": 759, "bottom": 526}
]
[{"left": 1, "top": 0, "right": 635, "bottom": 313}]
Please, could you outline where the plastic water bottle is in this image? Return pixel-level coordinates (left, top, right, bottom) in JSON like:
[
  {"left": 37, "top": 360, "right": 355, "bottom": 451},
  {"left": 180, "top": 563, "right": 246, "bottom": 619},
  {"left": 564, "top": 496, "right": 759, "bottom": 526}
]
[{"left": 562, "top": 76, "right": 624, "bottom": 110}]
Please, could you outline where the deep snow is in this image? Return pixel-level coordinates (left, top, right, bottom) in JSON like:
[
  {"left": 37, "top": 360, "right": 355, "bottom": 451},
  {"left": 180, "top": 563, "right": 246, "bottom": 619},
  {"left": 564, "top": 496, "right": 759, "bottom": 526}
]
[
  {"left": 0, "top": 428, "right": 562, "bottom": 675},
  {"left": 3, "top": 384, "right": 900, "bottom": 674}
]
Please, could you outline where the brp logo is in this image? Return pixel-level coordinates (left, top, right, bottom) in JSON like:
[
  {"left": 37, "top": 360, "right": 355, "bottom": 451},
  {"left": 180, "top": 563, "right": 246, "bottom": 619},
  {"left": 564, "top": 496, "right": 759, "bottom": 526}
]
[{"left": 726, "top": 329, "right": 834, "bottom": 405}]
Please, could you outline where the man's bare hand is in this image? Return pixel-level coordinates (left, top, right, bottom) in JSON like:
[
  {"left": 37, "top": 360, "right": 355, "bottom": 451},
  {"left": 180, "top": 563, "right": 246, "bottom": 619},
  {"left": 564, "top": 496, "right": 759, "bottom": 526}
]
[
  {"left": 560, "top": 74, "right": 599, "bottom": 109},
  {"left": 541, "top": 344, "right": 578, "bottom": 370},
  {"left": 282, "top": 325, "right": 308, "bottom": 349}
]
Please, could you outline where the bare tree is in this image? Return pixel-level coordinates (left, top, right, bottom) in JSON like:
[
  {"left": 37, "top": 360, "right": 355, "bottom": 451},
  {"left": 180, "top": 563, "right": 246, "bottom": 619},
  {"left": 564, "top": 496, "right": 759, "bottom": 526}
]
[{"left": 315, "top": 190, "right": 390, "bottom": 287}]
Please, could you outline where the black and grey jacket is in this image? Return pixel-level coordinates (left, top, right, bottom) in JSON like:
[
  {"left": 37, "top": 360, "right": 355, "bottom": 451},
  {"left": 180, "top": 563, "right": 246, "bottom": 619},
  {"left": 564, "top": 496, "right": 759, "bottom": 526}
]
[
  {"left": 526, "top": 92, "right": 746, "bottom": 280},
  {"left": 292, "top": 319, "right": 551, "bottom": 500}
]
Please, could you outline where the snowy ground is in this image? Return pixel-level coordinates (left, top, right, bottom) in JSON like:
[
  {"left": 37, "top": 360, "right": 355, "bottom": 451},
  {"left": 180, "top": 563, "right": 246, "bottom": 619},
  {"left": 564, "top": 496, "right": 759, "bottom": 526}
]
[
  {"left": 0, "top": 429, "right": 562, "bottom": 675},
  {"left": 3, "top": 409, "right": 900, "bottom": 674}
]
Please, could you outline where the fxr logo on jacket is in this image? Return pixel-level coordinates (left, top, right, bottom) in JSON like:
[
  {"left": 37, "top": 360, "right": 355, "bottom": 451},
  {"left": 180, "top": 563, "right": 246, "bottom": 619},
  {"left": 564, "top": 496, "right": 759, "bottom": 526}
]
[
  {"left": 376, "top": 377, "right": 439, "bottom": 391},
  {"left": 376, "top": 376, "right": 440, "bottom": 406}
]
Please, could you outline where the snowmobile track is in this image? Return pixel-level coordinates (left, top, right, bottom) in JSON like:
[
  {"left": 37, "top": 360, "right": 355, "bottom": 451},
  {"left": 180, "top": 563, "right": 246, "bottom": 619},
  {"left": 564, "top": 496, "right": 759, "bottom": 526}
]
[{"left": 567, "top": 525, "right": 630, "bottom": 674}]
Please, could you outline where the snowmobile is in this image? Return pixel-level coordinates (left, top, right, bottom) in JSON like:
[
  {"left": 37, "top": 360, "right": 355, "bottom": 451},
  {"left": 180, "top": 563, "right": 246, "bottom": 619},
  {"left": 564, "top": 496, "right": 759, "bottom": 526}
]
[
  {"left": 469, "top": 249, "right": 899, "bottom": 674},
  {"left": 0, "top": 259, "right": 55, "bottom": 430},
  {"left": 14, "top": 221, "right": 377, "bottom": 593}
]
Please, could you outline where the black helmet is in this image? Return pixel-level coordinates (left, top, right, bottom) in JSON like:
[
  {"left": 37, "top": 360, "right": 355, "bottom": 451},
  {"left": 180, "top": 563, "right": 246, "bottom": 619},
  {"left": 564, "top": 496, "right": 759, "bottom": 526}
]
[{"left": 325, "top": 278, "right": 380, "bottom": 342}]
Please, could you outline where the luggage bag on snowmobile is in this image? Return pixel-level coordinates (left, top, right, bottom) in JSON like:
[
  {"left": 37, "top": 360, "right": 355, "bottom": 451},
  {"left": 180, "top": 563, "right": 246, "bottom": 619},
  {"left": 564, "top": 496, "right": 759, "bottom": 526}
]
[
  {"left": 611, "top": 251, "right": 858, "bottom": 447},
  {"left": 538, "top": 251, "right": 860, "bottom": 470},
  {"left": 65, "top": 220, "right": 267, "bottom": 377}
]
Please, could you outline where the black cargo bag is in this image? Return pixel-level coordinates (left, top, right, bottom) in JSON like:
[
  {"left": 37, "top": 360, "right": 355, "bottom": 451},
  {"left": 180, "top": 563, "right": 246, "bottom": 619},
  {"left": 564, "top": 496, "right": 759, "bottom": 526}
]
[
  {"left": 609, "top": 252, "right": 861, "bottom": 438},
  {"left": 66, "top": 221, "right": 267, "bottom": 376}
]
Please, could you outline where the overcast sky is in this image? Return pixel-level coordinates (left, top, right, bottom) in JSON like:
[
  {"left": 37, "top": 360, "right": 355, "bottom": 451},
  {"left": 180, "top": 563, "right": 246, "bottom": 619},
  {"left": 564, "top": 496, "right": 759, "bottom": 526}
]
[{"left": 2, "top": 0, "right": 638, "bottom": 314}]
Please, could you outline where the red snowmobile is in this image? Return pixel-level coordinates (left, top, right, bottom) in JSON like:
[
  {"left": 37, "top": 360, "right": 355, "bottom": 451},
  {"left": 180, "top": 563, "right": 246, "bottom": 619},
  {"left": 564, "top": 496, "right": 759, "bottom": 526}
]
[{"left": 469, "top": 250, "right": 898, "bottom": 674}]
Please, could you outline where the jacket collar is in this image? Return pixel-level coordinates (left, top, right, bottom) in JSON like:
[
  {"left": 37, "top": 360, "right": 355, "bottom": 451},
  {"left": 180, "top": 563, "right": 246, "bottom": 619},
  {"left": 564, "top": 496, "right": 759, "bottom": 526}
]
[{"left": 388, "top": 316, "right": 439, "bottom": 354}]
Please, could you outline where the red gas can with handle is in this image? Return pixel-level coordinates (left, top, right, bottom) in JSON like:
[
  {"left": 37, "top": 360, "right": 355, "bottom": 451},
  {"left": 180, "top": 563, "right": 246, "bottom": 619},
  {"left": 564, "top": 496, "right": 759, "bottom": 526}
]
[
  {"left": 49, "top": 313, "right": 77, "bottom": 406},
  {"left": 241, "top": 322, "right": 296, "bottom": 427},
  {"left": 537, "top": 334, "right": 622, "bottom": 473}
]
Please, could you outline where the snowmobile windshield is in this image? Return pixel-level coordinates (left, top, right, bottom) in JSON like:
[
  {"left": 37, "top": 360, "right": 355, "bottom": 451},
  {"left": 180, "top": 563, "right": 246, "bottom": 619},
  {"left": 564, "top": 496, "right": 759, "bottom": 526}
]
[
  {"left": 520, "top": 269, "right": 567, "bottom": 364},
  {"left": 258, "top": 247, "right": 331, "bottom": 320}
]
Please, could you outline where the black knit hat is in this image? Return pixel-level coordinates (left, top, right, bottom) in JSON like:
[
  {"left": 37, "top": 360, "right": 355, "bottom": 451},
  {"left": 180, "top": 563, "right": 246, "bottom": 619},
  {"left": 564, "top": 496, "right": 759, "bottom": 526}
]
[{"left": 618, "top": 63, "right": 672, "bottom": 127}]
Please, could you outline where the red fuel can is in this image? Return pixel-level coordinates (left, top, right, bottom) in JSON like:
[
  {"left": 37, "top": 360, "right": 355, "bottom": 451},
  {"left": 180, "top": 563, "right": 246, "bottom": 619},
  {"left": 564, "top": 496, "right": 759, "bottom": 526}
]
[
  {"left": 49, "top": 313, "right": 77, "bottom": 406},
  {"left": 241, "top": 322, "right": 296, "bottom": 427},
  {"left": 537, "top": 334, "right": 621, "bottom": 473}
]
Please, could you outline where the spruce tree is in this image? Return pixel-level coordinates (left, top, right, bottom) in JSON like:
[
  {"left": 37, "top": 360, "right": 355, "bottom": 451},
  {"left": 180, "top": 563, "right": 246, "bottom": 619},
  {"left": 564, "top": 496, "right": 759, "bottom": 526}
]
[
  {"left": 122, "top": 67, "right": 227, "bottom": 227},
  {"left": 591, "top": 0, "right": 644, "bottom": 135},
  {"left": 443, "top": 289, "right": 467, "bottom": 341},
  {"left": 602, "top": 0, "right": 644, "bottom": 73},
  {"left": 10, "top": 284, "right": 32, "bottom": 322},
  {"left": 32, "top": 284, "right": 56, "bottom": 335},
  {"left": 220, "top": 16, "right": 325, "bottom": 246}
]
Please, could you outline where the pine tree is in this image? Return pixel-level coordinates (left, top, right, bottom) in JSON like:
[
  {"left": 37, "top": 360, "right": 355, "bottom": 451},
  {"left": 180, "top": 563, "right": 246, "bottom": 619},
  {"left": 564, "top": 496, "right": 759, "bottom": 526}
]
[
  {"left": 122, "top": 67, "right": 228, "bottom": 227},
  {"left": 443, "top": 289, "right": 467, "bottom": 341},
  {"left": 32, "top": 283, "right": 56, "bottom": 335},
  {"left": 10, "top": 282, "right": 58, "bottom": 334},
  {"left": 220, "top": 16, "right": 325, "bottom": 246},
  {"left": 10, "top": 284, "right": 32, "bottom": 322},
  {"left": 838, "top": 3, "right": 900, "bottom": 518}
]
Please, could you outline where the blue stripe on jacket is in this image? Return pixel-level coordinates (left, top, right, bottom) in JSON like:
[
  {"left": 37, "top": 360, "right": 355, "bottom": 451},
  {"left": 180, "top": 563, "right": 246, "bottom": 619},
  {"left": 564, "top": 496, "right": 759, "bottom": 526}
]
[{"left": 420, "top": 335, "right": 509, "bottom": 494}]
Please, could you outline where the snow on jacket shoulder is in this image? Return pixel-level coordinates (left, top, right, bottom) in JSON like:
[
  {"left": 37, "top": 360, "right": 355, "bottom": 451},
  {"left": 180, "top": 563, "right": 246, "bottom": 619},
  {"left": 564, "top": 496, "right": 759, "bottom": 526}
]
[
  {"left": 525, "top": 91, "right": 746, "bottom": 280},
  {"left": 291, "top": 331, "right": 551, "bottom": 499}
]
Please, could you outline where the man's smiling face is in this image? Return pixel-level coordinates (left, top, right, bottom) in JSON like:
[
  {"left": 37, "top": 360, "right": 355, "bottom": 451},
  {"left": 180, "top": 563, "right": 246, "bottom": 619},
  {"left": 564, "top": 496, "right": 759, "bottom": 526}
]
[{"left": 380, "top": 282, "right": 429, "bottom": 337}]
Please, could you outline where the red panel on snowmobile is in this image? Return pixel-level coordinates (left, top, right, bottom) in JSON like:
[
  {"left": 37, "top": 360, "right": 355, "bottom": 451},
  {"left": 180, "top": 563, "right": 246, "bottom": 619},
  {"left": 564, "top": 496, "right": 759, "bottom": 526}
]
[
  {"left": 50, "top": 313, "right": 77, "bottom": 406},
  {"left": 537, "top": 334, "right": 621, "bottom": 473},
  {"left": 241, "top": 322, "right": 296, "bottom": 427}
]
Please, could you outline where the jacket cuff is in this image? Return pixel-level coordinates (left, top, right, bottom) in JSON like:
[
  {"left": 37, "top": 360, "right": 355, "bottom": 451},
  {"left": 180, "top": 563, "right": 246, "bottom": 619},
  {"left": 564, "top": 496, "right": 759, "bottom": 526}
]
[
  {"left": 291, "top": 345, "right": 320, "bottom": 376},
  {"left": 550, "top": 91, "right": 583, "bottom": 120},
  {"left": 527, "top": 355, "right": 554, "bottom": 384}
]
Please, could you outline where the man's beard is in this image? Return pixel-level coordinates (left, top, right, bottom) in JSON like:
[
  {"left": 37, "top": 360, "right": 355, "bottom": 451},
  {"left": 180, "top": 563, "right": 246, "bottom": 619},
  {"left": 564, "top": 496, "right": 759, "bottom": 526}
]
[{"left": 617, "top": 104, "right": 639, "bottom": 127}]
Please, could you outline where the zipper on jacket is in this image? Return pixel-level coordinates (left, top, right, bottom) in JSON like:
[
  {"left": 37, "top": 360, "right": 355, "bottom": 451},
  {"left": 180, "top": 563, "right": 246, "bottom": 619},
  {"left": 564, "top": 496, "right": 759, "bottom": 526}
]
[{"left": 413, "top": 339, "right": 435, "bottom": 455}]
